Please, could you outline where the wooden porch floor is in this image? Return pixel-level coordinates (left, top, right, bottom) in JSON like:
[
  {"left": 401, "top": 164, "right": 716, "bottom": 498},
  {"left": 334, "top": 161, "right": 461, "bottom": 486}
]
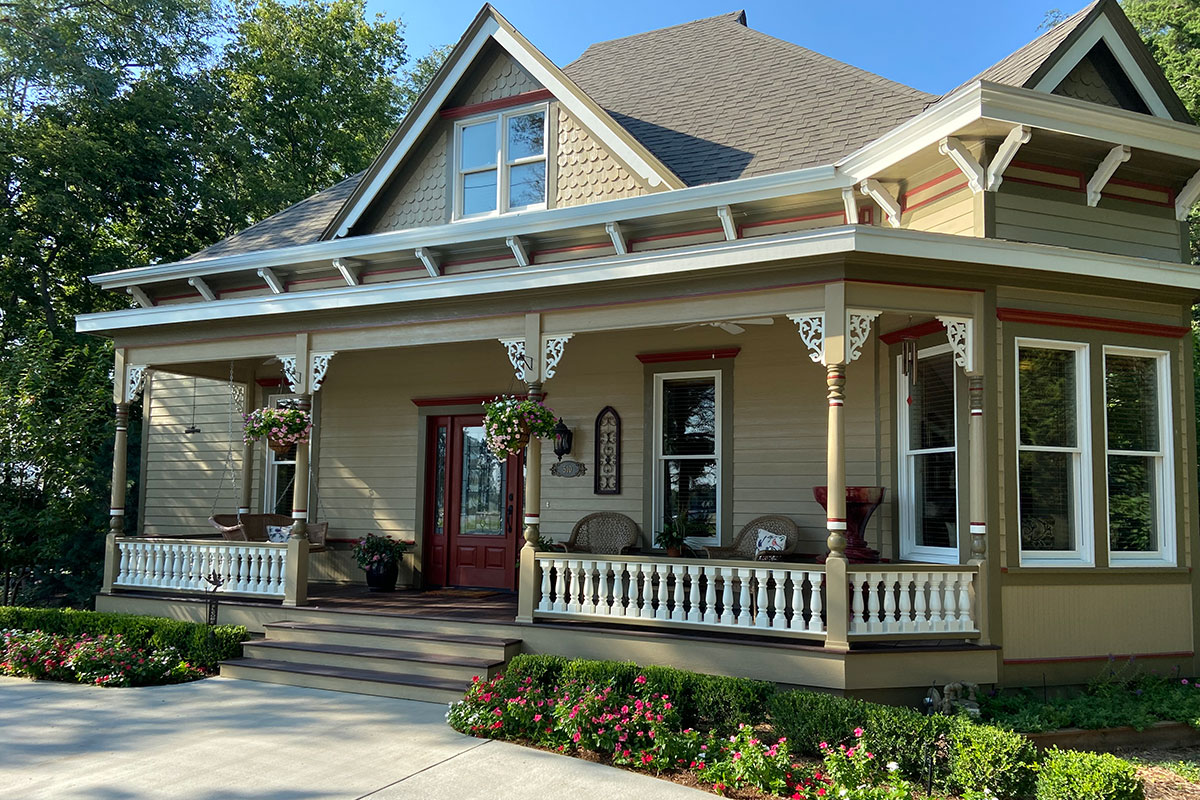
[{"left": 303, "top": 584, "right": 519, "bottom": 622}]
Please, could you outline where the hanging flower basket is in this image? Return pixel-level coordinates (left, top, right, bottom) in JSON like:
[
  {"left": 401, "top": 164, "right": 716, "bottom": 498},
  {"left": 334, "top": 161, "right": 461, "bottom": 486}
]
[
  {"left": 243, "top": 407, "right": 312, "bottom": 455},
  {"left": 482, "top": 396, "right": 557, "bottom": 460}
]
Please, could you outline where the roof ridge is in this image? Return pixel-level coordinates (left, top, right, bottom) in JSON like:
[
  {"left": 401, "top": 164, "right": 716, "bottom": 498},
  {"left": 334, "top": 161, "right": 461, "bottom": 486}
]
[{"left": 567, "top": 11, "right": 747, "bottom": 64}]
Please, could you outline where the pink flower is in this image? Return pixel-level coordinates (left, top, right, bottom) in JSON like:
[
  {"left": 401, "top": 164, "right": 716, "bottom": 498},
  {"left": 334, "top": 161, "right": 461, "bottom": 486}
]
[{"left": 853, "top": 727, "right": 864, "bottom": 737}]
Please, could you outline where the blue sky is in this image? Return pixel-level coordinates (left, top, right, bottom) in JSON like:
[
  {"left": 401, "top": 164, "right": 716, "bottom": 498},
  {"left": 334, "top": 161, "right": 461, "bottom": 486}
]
[{"left": 371, "top": 0, "right": 1075, "bottom": 95}]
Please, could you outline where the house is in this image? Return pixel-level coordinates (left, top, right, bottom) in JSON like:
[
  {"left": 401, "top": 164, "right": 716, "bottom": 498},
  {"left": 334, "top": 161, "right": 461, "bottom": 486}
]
[{"left": 80, "top": 0, "right": 1200, "bottom": 702}]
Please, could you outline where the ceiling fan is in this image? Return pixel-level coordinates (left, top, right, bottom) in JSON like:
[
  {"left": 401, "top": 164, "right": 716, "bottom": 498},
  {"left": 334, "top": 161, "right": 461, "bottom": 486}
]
[{"left": 674, "top": 317, "right": 775, "bottom": 335}]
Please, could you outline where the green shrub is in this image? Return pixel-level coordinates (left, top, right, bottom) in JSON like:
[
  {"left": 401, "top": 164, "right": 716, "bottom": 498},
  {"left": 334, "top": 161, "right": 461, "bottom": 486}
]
[
  {"left": 503, "top": 654, "right": 772, "bottom": 733},
  {"left": 861, "top": 703, "right": 958, "bottom": 785},
  {"left": 0, "top": 607, "right": 247, "bottom": 671},
  {"left": 1037, "top": 748, "right": 1144, "bottom": 800},
  {"left": 948, "top": 722, "right": 1038, "bottom": 799},
  {"left": 767, "top": 688, "right": 866, "bottom": 755}
]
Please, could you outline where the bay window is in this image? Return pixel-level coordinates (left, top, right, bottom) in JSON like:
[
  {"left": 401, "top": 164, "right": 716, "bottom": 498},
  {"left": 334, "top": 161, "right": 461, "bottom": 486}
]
[
  {"left": 1104, "top": 347, "right": 1173, "bottom": 565},
  {"left": 455, "top": 105, "right": 547, "bottom": 219},
  {"left": 653, "top": 372, "right": 720, "bottom": 546},
  {"left": 1016, "top": 340, "right": 1092, "bottom": 565}
]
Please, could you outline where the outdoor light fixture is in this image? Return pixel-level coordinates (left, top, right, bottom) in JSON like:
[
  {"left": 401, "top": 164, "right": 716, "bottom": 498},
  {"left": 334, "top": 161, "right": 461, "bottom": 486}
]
[{"left": 552, "top": 418, "right": 573, "bottom": 461}]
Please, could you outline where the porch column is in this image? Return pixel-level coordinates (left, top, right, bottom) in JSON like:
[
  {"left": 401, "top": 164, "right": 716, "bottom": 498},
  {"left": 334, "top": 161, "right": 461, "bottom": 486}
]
[
  {"left": 823, "top": 362, "right": 851, "bottom": 650},
  {"left": 239, "top": 381, "right": 254, "bottom": 515},
  {"left": 290, "top": 393, "right": 311, "bottom": 540},
  {"left": 967, "top": 372, "right": 990, "bottom": 644},
  {"left": 523, "top": 380, "right": 545, "bottom": 549},
  {"left": 109, "top": 401, "right": 131, "bottom": 535}
]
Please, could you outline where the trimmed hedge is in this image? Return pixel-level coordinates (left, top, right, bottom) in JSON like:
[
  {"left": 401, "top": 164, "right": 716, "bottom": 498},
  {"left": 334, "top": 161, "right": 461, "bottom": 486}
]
[
  {"left": 1038, "top": 748, "right": 1144, "bottom": 800},
  {"left": 503, "top": 654, "right": 774, "bottom": 733},
  {"left": 0, "top": 607, "right": 248, "bottom": 671}
]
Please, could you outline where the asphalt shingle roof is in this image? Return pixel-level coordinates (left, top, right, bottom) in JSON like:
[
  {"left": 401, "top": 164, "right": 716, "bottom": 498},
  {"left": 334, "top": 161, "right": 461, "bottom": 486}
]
[{"left": 562, "top": 12, "right": 935, "bottom": 186}]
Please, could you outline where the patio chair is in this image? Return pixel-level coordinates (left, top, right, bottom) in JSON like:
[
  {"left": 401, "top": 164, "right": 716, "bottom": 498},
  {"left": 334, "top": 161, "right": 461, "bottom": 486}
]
[
  {"left": 696, "top": 515, "right": 800, "bottom": 560},
  {"left": 555, "top": 512, "right": 641, "bottom": 555},
  {"left": 208, "top": 514, "right": 328, "bottom": 552}
]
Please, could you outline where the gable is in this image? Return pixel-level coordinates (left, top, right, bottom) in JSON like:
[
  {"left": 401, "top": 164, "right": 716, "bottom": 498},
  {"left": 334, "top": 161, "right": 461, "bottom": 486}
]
[
  {"left": 1052, "top": 40, "right": 1150, "bottom": 113},
  {"left": 446, "top": 42, "right": 542, "bottom": 107}
]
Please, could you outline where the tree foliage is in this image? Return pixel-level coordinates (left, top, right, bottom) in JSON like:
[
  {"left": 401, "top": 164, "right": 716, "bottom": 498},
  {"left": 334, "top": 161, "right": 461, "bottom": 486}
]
[{"left": 0, "top": 0, "right": 445, "bottom": 605}]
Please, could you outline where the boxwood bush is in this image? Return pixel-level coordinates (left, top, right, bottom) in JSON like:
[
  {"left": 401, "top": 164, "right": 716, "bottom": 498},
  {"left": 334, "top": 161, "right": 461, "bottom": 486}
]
[
  {"left": 1037, "top": 748, "right": 1145, "bottom": 800},
  {"left": 0, "top": 607, "right": 248, "bottom": 671}
]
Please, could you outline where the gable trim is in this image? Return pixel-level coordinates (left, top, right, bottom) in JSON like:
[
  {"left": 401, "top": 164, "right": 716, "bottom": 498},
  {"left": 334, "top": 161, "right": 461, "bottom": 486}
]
[
  {"left": 1033, "top": 11, "right": 1174, "bottom": 120},
  {"left": 440, "top": 88, "right": 553, "bottom": 119},
  {"left": 324, "top": 7, "right": 683, "bottom": 241}
]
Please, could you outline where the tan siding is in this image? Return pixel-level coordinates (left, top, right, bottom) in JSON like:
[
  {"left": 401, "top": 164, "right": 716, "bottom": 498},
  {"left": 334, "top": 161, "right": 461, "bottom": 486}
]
[
  {"left": 450, "top": 45, "right": 541, "bottom": 106},
  {"left": 994, "top": 184, "right": 1181, "bottom": 262},
  {"left": 358, "top": 126, "right": 449, "bottom": 234},
  {"left": 1001, "top": 583, "right": 1193, "bottom": 659},
  {"left": 142, "top": 373, "right": 244, "bottom": 537},
  {"left": 555, "top": 106, "right": 647, "bottom": 208},
  {"left": 901, "top": 189, "right": 975, "bottom": 236}
]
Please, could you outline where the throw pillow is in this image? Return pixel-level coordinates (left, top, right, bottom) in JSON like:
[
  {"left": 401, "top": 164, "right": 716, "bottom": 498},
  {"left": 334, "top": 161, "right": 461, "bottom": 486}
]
[
  {"left": 756, "top": 529, "right": 787, "bottom": 553},
  {"left": 266, "top": 525, "right": 291, "bottom": 543}
]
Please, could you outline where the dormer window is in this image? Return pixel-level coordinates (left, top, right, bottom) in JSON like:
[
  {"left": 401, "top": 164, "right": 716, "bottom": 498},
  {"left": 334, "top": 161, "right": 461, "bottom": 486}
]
[{"left": 454, "top": 105, "right": 547, "bottom": 219}]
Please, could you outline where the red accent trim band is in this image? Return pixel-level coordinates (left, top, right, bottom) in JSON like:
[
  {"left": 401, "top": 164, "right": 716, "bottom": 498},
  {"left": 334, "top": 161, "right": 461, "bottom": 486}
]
[
  {"left": 1009, "top": 160, "right": 1085, "bottom": 187},
  {"left": 636, "top": 347, "right": 741, "bottom": 364},
  {"left": 996, "top": 307, "right": 1189, "bottom": 338},
  {"left": 739, "top": 210, "right": 844, "bottom": 233},
  {"left": 629, "top": 227, "right": 724, "bottom": 245},
  {"left": 439, "top": 89, "right": 553, "bottom": 120},
  {"left": 880, "top": 319, "right": 945, "bottom": 345},
  {"left": 411, "top": 393, "right": 533, "bottom": 407},
  {"left": 906, "top": 168, "right": 962, "bottom": 197},
  {"left": 533, "top": 242, "right": 611, "bottom": 257},
  {"left": 1004, "top": 651, "right": 1193, "bottom": 665},
  {"left": 902, "top": 180, "right": 969, "bottom": 213}
]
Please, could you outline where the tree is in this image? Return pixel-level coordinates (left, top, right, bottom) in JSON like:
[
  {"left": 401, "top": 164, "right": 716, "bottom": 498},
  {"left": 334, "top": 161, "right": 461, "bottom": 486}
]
[{"left": 0, "top": 0, "right": 446, "bottom": 605}]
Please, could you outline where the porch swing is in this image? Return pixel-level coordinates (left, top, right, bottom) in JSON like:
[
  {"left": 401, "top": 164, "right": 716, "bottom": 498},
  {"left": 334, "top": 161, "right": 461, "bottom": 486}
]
[{"left": 205, "top": 362, "right": 328, "bottom": 550}]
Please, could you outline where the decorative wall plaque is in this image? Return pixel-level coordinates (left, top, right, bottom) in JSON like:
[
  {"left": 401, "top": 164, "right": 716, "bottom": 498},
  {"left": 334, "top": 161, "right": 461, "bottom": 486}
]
[
  {"left": 550, "top": 460, "right": 587, "bottom": 478},
  {"left": 594, "top": 406, "right": 621, "bottom": 495}
]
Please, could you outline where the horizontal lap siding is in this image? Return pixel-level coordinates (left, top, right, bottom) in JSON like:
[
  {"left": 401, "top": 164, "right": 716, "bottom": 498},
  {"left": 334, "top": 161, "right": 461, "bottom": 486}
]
[
  {"left": 994, "top": 186, "right": 1181, "bottom": 262},
  {"left": 902, "top": 187, "right": 975, "bottom": 237},
  {"left": 142, "top": 373, "right": 244, "bottom": 537}
]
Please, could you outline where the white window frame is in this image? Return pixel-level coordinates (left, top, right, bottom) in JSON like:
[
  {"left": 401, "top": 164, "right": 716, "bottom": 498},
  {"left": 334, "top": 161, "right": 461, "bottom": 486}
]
[
  {"left": 263, "top": 393, "right": 314, "bottom": 519},
  {"left": 652, "top": 370, "right": 722, "bottom": 547},
  {"left": 897, "top": 344, "right": 960, "bottom": 564},
  {"left": 1015, "top": 338, "right": 1094, "bottom": 566},
  {"left": 1103, "top": 346, "right": 1175, "bottom": 566},
  {"left": 452, "top": 102, "right": 548, "bottom": 221}
]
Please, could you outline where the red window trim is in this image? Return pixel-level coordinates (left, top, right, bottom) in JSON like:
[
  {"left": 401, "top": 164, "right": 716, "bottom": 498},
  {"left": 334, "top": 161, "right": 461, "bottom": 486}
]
[
  {"left": 439, "top": 89, "right": 554, "bottom": 120},
  {"left": 997, "top": 307, "right": 1189, "bottom": 338}
]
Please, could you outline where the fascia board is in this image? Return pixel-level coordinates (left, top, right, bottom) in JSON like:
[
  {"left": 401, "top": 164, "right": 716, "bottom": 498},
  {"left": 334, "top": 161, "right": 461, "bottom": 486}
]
[
  {"left": 77, "top": 226, "right": 1200, "bottom": 335},
  {"left": 89, "top": 165, "right": 844, "bottom": 289}
]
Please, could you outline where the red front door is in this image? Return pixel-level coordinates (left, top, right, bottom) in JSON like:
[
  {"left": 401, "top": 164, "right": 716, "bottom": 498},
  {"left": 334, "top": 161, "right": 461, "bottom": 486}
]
[{"left": 424, "top": 415, "right": 522, "bottom": 589}]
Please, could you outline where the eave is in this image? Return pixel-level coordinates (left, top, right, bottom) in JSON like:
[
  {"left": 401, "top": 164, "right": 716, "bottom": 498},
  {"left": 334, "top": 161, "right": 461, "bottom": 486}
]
[{"left": 76, "top": 225, "right": 1200, "bottom": 335}]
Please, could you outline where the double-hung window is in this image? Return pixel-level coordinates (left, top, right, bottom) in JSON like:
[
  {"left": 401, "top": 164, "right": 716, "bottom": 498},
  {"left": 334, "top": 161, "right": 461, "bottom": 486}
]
[
  {"left": 1016, "top": 340, "right": 1092, "bottom": 565},
  {"left": 898, "top": 346, "right": 959, "bottom": 563},
  {"left": 455, "top": 105, "right": 547, "bottom": 219},
  {"left": 1104, "top": 347, "right": 1173, "bottom": 565},
  {"left": 653, "top": 371, "right": 720, "bottom": 546},
  {"left": 264, "top": 394, "right": 313, "bottom": 517}
]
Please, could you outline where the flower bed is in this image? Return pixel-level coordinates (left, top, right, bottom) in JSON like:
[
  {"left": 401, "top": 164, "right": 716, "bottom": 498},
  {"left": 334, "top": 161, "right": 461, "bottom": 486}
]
[
  {"left": 0, "top": 607, "right": 248, "bottom": 673},
  {"left": 446, "top": 654, "right": 1145, "bottom": 800},
  {"left": 2, "top": 629, "right": 205, "bottom": 686}
]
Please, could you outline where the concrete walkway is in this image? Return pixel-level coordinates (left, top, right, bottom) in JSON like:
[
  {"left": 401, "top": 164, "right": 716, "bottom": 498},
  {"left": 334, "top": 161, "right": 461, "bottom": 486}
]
[{"left": 0, "top": 676, "right": 709, "bottom": 800}]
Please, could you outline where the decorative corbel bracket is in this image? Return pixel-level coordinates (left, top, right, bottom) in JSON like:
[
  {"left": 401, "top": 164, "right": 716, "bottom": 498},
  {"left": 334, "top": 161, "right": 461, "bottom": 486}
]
[
  {"left": 938, "top": 137, "right": 985, "bottom": 194},
  {"left": 605, "top": 222, "right": 628, "bottom": 256},
  {"left": 126, "top": 365, "right": 149, "bottom": 401},
  {"left": 1086, "top": 144, "right": 1131, "bottom": 207},
  {"left": 1176, "top": 168, "right": 1200, "bottom": 221},
  {"left": 497, "top": 335, "right": 574, "bottom": 382},
  {"left": 257, "top": 267, "right": 285, "bottom": 294},
  {"left": 309, "top": 352, "right": 336, "bottom": 392},
  {"left": 937, "top": 315, "right": 975, "bottom": 373},
  {"left": 841, "top": 188, "right": 858, "bottom": 224},
  {"left": 716, "top": 205, "right": 738, "bottom": 241},
  {"left": 787, "top": 312, "right": 825, "bottom": 364},
  {"left": 278, "top": 355, "right": 301, "bottom": 393},
  {"left": 188, "top": 276, "right": 217, "bottom": 302},
  {"left": 986, "top": 125, "right": 1031, "bottom": 191},
  {"left": 415, "top": 247, "right": 441, "bottom": 278},
  {"left": 127, "top": 286, "right": 154, "bottom": 308},
  {"left": 333, "top": 258, "right": 361, "bottom": 286},
  {"left": 506, "top": 235, "right": 530, "bottom": 267},
  {"left": 846, "top": 309, "right": 882, "bottom": 362},
  {"left": 499, "top": 338, "right": 529, "bottom": 382},
  {"left": 859, "top": 179, "right": 902, "bottom": 228}
]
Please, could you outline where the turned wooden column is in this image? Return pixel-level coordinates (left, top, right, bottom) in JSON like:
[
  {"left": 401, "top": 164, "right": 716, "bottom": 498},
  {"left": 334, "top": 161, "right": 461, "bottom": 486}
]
[
  {"left": 290, "top": 394, "right": 311, "bottom": 539},
  {"left": 823, "top": 362, "right": 851, "bottom": 650},
  {"left": 109, "top": 402, "right": 131, "bottom": 535},
  {"left": 523, "top": 382, "right": 544, "bottom": 548},
  {"left": 967, "top": 373, "right": 987, "bottom": 562},
  {"left": 239, "top": 382, "right": 254, "bottom": 515}
]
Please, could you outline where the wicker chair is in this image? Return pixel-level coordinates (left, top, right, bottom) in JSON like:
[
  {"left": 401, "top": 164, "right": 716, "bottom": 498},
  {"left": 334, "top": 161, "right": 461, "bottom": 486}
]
[
  {"left": 698, "top": 515, "right": 800, "bottom": 560},
  {"left": 556, "top": 512, "right": 641, "bottom": 555},
  {"left": 208, "top": 514, "right": 328, "bottom": 552}
]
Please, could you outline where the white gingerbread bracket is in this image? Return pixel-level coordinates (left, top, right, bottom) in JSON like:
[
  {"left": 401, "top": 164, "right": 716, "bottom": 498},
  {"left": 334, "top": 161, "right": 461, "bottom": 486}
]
[
  {"left": 1087, "top": 144, "right": 1131, "bottom": 207},
  {"left": 716, "top": 205, "right": 738, "bottom": 241},
  {"left": 787, "top": 313, "right": 825, "bottom": 364},
  {"left": 231, "top": 383, "right": 245, "bottom": 409},
  {"left": 257, "top": 267, "right": 286, "bottom": 294},
  {"left": 859, "top": 179, "right": 902, "bottom": 228},
  {"left": 415, "top": 247, "right": 441, "bottom": 278},
  {"left": 938, "top": 137, "right": 985, "bottom": 194},
  {"left": 310, "top": 352, "right": 336, "bottom": 392},
  {"left": 497, "top": 335, "right": 574, "bottom": 382},
  {"left": 847, "top": 309, "right": 881, "bottom": 363},
  {"left": 278, "top": 355, "right": 301, "bottom": 393},
  {"left": 506, "top": 236, "right": 530, "bottom": 267},
  {"left": 605, "top": 221, "right": 628, "bottom": 256},
  {"left": 126, "top": 365, "right": 149, "bottom": 401},
  {"left": 187, "top": 276, "right": 217, "bottom": 302},
  {"left": 937, "top": 316, "right": 975, "bottom": 373},
  {"left": 986, "top": 125, "right": 1031, "bottom": 191},
  {"left": 127, "top": 286, "right": 154, "bottom": 308},
  {"left": 333, "top": 258, "right": 360, "bottom": 286}
]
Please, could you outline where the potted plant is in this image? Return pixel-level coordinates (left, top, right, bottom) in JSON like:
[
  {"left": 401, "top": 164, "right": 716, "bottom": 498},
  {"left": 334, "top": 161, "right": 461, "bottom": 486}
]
[
  {"left": 243, "top": 407, "right": 312, "bottom": 455},
  {"left": 352, "top": 534, "right": 409, "bottom": 592},
  {"left": 481, "top": 395, "right": 558, "bottom": 459},
  {"left": 657, "top": 514, "right": 710, "bottom": 558}
]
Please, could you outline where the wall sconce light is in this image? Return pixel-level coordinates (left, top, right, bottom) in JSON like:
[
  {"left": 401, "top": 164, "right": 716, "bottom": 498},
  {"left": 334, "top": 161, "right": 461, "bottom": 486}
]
[{"left": 552, "top": 418, "right": 573, "bottom": 461}]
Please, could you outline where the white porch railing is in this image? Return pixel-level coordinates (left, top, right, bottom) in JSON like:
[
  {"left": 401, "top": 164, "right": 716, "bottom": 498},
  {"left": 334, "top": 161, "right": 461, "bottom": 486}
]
[
  {"left": 112, "top": 537, "right": 289, "bottom": 598},
  {"left": 532, "top": 553, "right": 827, "bottom": 639},
  {"left": 848, "top": 566, "right": 979, "bottom": 637}
]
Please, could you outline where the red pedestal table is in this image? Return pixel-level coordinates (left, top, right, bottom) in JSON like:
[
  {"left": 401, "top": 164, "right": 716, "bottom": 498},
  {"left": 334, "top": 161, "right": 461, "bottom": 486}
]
[{"left": 813, "top": 486, "right": 886, "bottom": 563}]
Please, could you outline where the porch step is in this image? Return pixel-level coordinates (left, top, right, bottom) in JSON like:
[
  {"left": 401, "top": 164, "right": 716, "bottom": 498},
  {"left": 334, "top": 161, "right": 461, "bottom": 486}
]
[
  {"left": 261, "top": 620, "right": 523, "bottom": 661},
  {"left": 220, "top": 619, "right": 521, "bottom": 703},
  {"left": 220, "top": 658, "right": 468, "bottom": 704},
  {"left": 241, "top": 640, "right": 504, "bottom": 681}
]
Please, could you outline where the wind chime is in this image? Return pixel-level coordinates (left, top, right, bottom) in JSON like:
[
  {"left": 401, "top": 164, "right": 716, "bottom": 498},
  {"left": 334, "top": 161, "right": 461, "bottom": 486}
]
[{"left": 901, "top": 317, "right": 919, "bottom": 405}]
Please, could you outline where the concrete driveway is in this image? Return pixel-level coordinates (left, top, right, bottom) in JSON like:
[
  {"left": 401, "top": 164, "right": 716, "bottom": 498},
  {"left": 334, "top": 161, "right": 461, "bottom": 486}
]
[{"left": 0, "top": 676, "right": 709, "bottom": 800}]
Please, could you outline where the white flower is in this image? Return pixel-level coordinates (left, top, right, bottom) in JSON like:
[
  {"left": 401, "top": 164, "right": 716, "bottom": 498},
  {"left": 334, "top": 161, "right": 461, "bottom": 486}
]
[{"left": 886, "top": 761, "right": 899, "bottom": 772}]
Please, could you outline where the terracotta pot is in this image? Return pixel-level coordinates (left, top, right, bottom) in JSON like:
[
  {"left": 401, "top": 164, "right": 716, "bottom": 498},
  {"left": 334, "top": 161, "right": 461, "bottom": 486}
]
[
  {"left": 365, "top": 560, "right": 399, "bottom": 592},
  {"left": 666, "top": 546, "right": 682, "bottom": 558}
]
